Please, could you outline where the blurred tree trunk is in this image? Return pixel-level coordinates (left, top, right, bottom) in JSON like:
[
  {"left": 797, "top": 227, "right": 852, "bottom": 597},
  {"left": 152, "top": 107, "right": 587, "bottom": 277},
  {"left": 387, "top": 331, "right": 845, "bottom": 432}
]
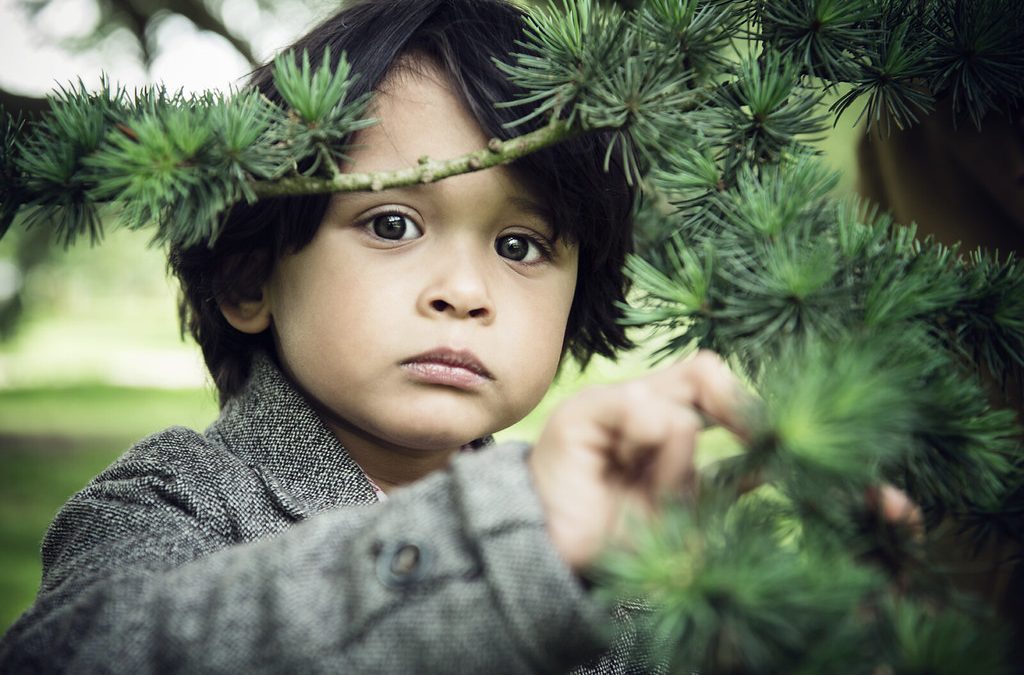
[
  {"left": 857, "top": 99, "right": 1024, "bottom": 255},
  {"left": 857, "top": 98, "right": 1024, "bottom": 654}
]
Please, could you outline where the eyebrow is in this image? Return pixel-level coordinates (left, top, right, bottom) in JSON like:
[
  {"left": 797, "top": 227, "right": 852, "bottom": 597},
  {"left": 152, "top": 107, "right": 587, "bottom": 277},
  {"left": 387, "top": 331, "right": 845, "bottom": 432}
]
[{"left": 507, "top": 196, "right": 557, "bottom": 235}]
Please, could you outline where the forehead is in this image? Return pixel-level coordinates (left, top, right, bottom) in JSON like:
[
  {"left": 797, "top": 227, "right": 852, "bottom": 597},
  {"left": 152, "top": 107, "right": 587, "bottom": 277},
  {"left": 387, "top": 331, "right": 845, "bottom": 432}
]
[
  {"left": 345, "top": 61, "right": 551, "bottom": 216},
  {"left": 353, "top": 62, "right": 489, "bottom": 169}
]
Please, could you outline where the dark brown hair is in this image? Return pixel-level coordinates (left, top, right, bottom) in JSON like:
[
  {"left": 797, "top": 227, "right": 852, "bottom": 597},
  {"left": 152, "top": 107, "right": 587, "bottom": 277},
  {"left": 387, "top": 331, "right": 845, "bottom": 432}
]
[{"left": 170, "top": 0, "right": 636, "bottom": 403}]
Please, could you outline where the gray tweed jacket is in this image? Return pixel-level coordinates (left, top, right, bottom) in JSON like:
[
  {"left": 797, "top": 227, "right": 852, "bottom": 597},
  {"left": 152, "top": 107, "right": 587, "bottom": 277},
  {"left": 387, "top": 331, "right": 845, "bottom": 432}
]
[{"left": 0, "top": 353, "right": 657, "bottom": 673}]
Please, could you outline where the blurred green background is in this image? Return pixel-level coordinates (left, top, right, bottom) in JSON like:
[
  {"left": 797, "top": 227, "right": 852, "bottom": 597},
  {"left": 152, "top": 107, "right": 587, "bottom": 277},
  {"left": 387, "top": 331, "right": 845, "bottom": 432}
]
[{"left": 0, "top": 0, "right": 862, "bottom": 634}]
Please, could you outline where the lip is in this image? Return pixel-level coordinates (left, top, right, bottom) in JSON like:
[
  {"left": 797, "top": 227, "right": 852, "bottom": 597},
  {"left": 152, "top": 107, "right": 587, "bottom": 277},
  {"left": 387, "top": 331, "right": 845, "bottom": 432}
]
[{"left": 400, "top": 348, "right": 494, "bottom": 389}]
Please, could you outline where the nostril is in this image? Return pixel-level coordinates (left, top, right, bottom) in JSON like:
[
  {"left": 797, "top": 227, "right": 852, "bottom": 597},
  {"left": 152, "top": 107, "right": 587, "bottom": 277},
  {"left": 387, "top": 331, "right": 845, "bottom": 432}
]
[
  {"left": 468, "top": 308, "right": 488, "bottom": 318},
  {"left": 431, "top": 299, "right": 449, "bottom": 312}
]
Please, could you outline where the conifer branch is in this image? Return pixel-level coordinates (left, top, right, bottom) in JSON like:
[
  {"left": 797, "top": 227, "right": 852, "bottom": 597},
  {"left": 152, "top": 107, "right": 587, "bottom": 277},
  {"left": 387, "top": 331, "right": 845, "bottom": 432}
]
[{"left": 251, "top": 118, "right": 577, "bottom": 198}]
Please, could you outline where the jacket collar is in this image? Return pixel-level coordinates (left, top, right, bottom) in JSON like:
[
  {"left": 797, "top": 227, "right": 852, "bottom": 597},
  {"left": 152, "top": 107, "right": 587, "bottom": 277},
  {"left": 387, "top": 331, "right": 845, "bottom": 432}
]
[{"left": 206, "top": 352, "right": 379, "bottom": 515}]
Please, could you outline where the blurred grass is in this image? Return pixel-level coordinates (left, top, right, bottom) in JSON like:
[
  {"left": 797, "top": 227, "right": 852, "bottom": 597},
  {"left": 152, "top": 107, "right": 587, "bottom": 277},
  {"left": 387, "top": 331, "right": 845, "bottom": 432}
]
[
  {"left": 0, "top": 386, "right": 219, "bottom": 632},
  {"left": 0, "top": 385, "right": 218, "bottom": 439}
]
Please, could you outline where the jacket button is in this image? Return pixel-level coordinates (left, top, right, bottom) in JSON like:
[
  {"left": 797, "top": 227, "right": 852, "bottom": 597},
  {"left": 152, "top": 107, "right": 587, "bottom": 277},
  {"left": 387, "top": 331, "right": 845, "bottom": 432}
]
[{"left": 376, "top": 540, "right": 431, "bottom": 587}]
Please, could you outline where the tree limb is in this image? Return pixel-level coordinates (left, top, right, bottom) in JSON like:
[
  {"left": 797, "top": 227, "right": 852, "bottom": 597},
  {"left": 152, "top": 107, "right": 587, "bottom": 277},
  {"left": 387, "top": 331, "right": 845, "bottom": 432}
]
[
  {"left": 252, "top": 118, "right": 577, "bottom": 198},
  {"left": 174, "top": 0, "right": 259, "bottom": 66}
]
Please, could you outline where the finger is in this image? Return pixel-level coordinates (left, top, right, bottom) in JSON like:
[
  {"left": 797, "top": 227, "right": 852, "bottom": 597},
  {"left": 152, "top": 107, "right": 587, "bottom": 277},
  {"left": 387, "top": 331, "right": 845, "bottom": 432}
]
[
  {"left": 563, "top": 384, "right": 700, "bottom": 496},
  {"left": 650, "top": 404, "right": 702, "bottom": 499},
  {"left": 602, "top": 398, "right": 701, "bottom": 550},
  {"left": 866, "top": 484, "right": 924, "bottom": 540},
  {"left": 603, "top": 392, "right": 703, "bottom": 506},
  {"left": 601, "top": 386, "right": 690, "bottom": 480},
  {"left": 653, "top": 350, "right": 756, "bottom": 440}
]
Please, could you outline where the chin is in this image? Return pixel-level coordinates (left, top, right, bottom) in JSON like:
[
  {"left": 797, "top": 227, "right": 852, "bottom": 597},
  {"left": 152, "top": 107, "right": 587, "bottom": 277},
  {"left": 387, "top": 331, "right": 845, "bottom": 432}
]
[
  {"left": 383, "top": 405, "right": 504, "bottom": 450},
  {"left": 385, "top": 424, "right": 483, "bottom": 452},
  {"left": 382, "top": 396, "right": 505, "bottom": 442}
]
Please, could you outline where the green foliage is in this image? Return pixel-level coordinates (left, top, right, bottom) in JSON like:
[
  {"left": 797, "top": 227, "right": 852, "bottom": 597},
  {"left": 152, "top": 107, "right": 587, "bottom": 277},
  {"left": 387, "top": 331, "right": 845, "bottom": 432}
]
[
  {"left": 5, "top": 49, "right": 370, "bottom": 246},
  {"left": 498, "top": 0, "right": 629, "bottom": 127},
  {"left": 596, "top": 498, "right": 884, "bottom": 674},
  {"left": 879, "top": 599, "right": 1013, "bottom": 675},
  {"left": 954, "top": 251, "right": 1024, "bottom": 384},
  {"left": 757, "top": 0, "right": 874, "bottom": 83},
  {"left": 929, "top": 0, "right": 1024, "bottom": 128},
  {"left": 640, "top": 0, "right": 746, "bottom": 81},
  {"left": 272, "top": 47, "right": 375, "bottom": 176},
  {"left": 830, "top": 20, "right": 934, "bottom": 132},
  {"left": 577, "top": 28, "right": 694, "bottom": 181},
  {"left": 204, "top": 90, "right": 290, "bottom": 202},
  {"left": 86, "top": 94, "right": 234, "bottom": 246},
  {"left": 6, "top": 0, "right": 1023, "bottom": 244},
  {"left": 615, "top": 1, "right": 1023, "bottom": 655},
  {"left": 757, "top": 335, "right": 918, "bottom": 484},
  {"left": 13, "top": 80, "right": 124, "bottom": 244},
  {"left": 704, "top": 54, "right": 829, "bottom": 171}
]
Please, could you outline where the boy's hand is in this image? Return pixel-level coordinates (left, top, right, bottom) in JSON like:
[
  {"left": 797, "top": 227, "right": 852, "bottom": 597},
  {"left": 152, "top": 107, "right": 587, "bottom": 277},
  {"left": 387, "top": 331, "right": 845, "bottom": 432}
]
[{"left": 528, "top": 351, "right": 751, "bottom": 572}]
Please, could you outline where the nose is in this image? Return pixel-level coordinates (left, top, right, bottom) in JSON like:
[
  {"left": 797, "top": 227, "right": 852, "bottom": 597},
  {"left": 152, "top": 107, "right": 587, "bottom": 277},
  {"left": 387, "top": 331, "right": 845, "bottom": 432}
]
[{"left": 417, "top": 252, "right": 495, "bottom": 324}]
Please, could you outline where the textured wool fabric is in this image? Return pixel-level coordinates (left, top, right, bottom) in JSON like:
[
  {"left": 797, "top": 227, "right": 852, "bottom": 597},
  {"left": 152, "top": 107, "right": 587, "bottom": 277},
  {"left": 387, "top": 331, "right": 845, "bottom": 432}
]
[{"left": 0, "top": 353, "right": 662, "bottom": 673}]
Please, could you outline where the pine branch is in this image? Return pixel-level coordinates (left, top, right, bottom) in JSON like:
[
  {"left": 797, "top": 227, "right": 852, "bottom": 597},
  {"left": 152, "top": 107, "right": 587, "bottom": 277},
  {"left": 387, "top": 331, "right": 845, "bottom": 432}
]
[
  {"left": 252, "top": 117, "right": 578, "bottom": 197},
  {"left": 829, "top": 18, "right": 935, "bottom": 133},
  {"left": 12, "top": 78, "right": 127, "bottom": 245},
  {"left": 624, "top": 140, "right": 1023, "bottom": 561},
  {"left": 594, "top": 497, "right": 886, "bottom": 673},
  {"left": 703, "top": 53, "right": 829, "bottom": 174},
  {"left": 496, "top": 0, "right": 630, "bottom": 128},
  {"left": 638, "top": 0, "right": 749, "bottom": 82},
  {"left": 0, "top": 48, "right": 582, "bottom": 246},
  {"left": 757, "top": 0, "right": 875, "bottom": 83},
  {"left": 928, "top": 0, "right": 1024, "bottom": 128}
]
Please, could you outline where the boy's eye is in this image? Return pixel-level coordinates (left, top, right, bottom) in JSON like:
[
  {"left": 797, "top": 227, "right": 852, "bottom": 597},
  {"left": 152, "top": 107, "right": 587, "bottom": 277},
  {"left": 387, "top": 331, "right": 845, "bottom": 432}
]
[
  {"left": 370, "top": 214, "right": 422, "bottom": 241},
  {"left": 495, "top": 234, "right": 548, "bottom": 263}
]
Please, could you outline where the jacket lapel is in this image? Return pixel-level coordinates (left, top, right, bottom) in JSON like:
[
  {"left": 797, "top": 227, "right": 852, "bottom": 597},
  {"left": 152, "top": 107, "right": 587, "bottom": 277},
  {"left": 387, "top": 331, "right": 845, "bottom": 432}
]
[{"left": 207, "top": 352, "right": 379, "bottom": 516}]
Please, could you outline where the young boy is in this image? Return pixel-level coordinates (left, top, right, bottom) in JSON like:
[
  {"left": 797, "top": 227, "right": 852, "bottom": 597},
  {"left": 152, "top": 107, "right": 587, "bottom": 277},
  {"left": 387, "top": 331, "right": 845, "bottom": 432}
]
[{"left": 0, "top": 0, "right": 749, "bottom": 671}]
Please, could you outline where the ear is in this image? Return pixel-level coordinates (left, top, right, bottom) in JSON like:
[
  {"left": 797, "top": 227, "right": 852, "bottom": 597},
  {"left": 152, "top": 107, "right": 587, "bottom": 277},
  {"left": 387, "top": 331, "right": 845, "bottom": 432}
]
[{"left": 219, "top": 290, "right": 272, "bottom": 335}]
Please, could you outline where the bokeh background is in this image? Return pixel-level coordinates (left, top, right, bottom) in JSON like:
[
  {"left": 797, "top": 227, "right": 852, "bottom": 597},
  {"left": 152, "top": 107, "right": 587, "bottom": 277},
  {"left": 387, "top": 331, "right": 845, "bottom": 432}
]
[{"left": 0, "top": 0, "right": 863, "bottom": 632}]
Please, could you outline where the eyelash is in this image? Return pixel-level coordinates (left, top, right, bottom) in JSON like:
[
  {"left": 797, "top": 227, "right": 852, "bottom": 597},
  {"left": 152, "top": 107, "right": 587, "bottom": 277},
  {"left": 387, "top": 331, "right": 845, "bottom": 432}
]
[
  {"left": 502, "top": 232, "right": 555, "bottom": 264},
  {"left": 357, "top": 209, "right": 555, "bottom": 264},
  {"left": 357, "top": 210, "right": 421, "bottom": 242}
]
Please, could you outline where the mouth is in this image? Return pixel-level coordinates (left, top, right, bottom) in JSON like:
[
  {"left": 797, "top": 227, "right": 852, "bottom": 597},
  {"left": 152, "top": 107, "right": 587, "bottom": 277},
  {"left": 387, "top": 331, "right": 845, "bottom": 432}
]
[{"left": 400, "top": 348, "right": 494, "bottom": 389}]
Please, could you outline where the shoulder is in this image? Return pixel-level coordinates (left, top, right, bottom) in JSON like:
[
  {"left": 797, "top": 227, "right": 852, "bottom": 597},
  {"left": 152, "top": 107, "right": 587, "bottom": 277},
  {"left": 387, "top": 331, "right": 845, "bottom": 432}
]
[
  {"left": 84, "top": 426, "right": 254, "bottom": 504},
  {"left": 90, "top": 425, "right": 251, "bottom": 493},
  {"left": 37, "top": 425, "right": 296, "bottom": 593},
  {"left": 50, "top": 426, "right": 293, "bottom": 554}
]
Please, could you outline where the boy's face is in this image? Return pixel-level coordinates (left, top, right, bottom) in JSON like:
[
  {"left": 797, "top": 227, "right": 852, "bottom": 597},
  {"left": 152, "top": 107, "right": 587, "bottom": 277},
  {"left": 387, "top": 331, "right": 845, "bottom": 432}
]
[{"left": 246, "top": 63, "right": 578, "bottom": 455}]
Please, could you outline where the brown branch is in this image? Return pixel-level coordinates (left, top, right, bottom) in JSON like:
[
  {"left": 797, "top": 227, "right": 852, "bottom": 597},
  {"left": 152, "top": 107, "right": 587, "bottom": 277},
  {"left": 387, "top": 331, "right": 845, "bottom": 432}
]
[
  {"left": 252, "top": 118, "right": 578, "bottom": 198},
  {"left": 176, "top": 0, "right": 259, "bottom": 66},
  {"left": 104, "top": 0, "right": 259, "bottom": 67}
]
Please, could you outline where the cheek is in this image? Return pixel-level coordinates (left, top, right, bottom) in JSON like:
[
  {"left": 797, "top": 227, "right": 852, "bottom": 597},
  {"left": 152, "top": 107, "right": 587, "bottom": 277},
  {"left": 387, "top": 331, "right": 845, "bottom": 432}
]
[
  {"left": 268, "top": 245, "right": 364, "bottom": 352},
  {"left": 506, "top": 269, "right": 578, "bottom": 402}
]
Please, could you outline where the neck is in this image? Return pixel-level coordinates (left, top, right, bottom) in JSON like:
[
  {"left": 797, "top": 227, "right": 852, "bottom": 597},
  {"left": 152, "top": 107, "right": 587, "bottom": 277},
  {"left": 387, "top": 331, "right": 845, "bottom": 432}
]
[
  {"left": 278, "top": 365, "right": 462, "bottom": 494},
  {"left": 324, "top": 418, "right": 459, "bottom": 494}
]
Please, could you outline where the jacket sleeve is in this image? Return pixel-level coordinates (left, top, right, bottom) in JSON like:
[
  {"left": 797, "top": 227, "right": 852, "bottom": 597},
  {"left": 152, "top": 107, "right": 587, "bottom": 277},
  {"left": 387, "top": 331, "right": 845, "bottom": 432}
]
[{"left": 0, "top": 441, "right": 611, "bottom": 674}]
